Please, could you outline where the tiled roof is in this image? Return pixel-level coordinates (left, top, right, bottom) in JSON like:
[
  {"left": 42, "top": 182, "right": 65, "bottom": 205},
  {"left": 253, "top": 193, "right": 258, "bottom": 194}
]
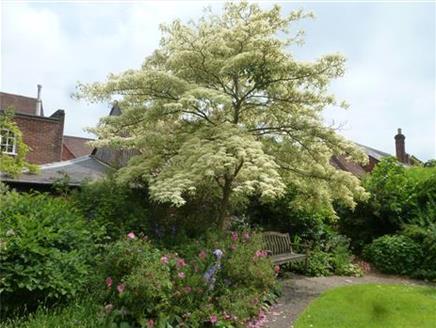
[
  {"left": 63, "top": 135, "right": 94, "bottom": 158},
  {"left": 331, "top": 155, "right": 368, "bottom": 178},
  {"left": 0, "top": 92, "right": 44, "bottom": 116},
  {"left": 355, "top": 143, "right": 391, "bottom": 161},
  {"left": 0, "top": 156, "right": 109, "bottom": 186}
]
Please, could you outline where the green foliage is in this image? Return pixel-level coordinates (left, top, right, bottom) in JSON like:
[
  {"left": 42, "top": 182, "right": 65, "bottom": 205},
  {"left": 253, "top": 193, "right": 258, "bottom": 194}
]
[
  {"left": 338, "top": 158, "right": 436, "bottom": 253},
  {"left": 96, "top": 231, "right": 278, "bottom": 327},
  {"left": 0, "top": 191, "right": 102, "bottom": 315},
  {"left": 424, "top": 159, "right": 436, "bottom": 167},
  {"left": 363, "top": 235, "right": 423, "bottom": 275},
  {"left": 244, "top": 187, "right": 335, "bottom": 239},
  {"left": 363, "top": 157, "right": 414, "bottom": 228},
  {"left": 76, "top": 2, "right": 368, "bottom": 227},
  {"left": 0, "top": 108, "right": 38, "bottom": 177},
  {"left": 294, "top": 284, "right": 436, "bottom": 328},
  {"left": 72, "top": 178, "right": 150, "bottom": 240},
  {"left": 291, "top": 234, "right": 362, "bottom": 277},
  {"left": 0, "top": 297, "right": 101, "bottom": 328}
]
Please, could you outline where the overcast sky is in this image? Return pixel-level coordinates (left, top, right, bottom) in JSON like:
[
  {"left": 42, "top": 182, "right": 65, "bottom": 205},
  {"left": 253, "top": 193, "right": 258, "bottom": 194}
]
[{"left": 1, "top": 1, "right": 435, "bottom": 160}]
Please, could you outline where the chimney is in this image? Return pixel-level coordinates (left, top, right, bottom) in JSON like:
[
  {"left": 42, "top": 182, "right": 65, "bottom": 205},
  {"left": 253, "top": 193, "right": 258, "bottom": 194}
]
[
  {"left": 35, "top": 84, "right": 42, "bottom": 116},
  {"left": 394, "top": 128, "right": 406, "bottom": 163}
]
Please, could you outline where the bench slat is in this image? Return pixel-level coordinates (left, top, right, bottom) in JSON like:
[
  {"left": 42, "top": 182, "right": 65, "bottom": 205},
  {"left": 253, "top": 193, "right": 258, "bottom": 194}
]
[{"left": 262, "top": 231, "right": 308, "bottom": 266}]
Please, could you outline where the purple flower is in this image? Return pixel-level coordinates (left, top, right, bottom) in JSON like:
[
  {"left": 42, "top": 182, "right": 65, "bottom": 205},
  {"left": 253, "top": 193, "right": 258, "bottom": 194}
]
[
  {"left": 231, "top": 232, "right": 238, "bottom": 241},
  {"left": 127, "top": 232, "right": 136, "bottom": 239}
]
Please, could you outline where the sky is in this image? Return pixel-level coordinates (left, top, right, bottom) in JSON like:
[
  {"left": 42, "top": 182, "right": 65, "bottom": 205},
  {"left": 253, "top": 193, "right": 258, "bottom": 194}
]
[{"left": 1, "top": 1, "right": 435, "bottom": 161}]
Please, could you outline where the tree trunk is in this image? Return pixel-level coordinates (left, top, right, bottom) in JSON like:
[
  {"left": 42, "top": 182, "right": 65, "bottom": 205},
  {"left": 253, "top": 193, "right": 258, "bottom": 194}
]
[{"left": 218, "top": 178, "right": 232, "bottom": 230}]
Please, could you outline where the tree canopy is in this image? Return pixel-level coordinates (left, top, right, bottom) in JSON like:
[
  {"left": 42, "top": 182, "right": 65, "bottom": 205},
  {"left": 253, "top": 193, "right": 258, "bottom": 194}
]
[{"left": 76, "top": 2, "right": 368, "bottom": 227}]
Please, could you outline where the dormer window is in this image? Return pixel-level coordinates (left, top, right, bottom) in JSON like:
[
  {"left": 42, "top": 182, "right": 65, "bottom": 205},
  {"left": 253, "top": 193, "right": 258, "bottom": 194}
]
[{"left": 0, "top": 129, "right": 17, "bottom": 155}]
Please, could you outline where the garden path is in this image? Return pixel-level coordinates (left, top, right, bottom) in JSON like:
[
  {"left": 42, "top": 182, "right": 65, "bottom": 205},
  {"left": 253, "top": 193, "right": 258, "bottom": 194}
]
[{"left": 264, "top": 273, "right": 434, "bottom": 328}]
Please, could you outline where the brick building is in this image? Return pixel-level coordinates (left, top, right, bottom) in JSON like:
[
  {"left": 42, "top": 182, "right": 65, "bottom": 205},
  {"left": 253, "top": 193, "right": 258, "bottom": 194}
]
[{"left": 0, "top": 86, "right": 93, "bottom": 165}]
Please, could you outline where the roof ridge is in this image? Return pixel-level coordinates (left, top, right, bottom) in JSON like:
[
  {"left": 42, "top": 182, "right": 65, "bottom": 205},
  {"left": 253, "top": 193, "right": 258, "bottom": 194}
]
[
  {"left": 63, "top": 135, "right": 95, "bottom": 140},
  {"left": 0, "top": 91, "right": 37, "bottom": 101},
  {"left": 39, "top": 156, "right": 91, "bottom": 170}
]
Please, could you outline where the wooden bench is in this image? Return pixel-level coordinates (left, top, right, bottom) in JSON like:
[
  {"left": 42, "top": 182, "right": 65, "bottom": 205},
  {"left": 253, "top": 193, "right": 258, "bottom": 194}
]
[{"left": 262, "top": 231, "right": 309, "bottom": 266}]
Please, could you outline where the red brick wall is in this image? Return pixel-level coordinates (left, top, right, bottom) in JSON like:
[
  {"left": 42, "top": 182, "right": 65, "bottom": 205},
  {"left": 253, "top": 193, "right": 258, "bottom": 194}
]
[
  {"left": 13, "top": 111, "right": 64, "bottom": 164},
  {"left": 62, "top": 144, "right": 75, "bottom": 161}
]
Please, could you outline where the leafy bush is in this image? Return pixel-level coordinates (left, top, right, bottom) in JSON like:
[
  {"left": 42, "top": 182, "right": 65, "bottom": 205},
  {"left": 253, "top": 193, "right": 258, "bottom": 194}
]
[
  {"left": 291, "top": 234, "right": 362, "bottom": 277},
  {"left": 338, "top": 159, "right": 436, "bottom": 254},
  {"left": 363, "top": 235, "right": 423, "bottom": 275},
  {"left": 96, "top": 230, "right": 278, "bottom": 327},
  {"left": 0, "top": 191, "right": 101, "bottom": 315},
  {"left": 72, "top": 178, "right": 150, "bottom": 240}
]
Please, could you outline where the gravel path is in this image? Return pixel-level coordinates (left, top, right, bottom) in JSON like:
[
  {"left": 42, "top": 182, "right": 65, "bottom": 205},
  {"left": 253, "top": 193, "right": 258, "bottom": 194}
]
[{"left": 264, "top": 273, "right": 434, "bottom": 328}]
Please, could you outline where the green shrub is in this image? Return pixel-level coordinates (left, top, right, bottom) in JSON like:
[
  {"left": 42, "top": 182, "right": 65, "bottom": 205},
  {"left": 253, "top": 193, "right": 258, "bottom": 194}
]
[
  {"left": 0, "top": 191, "right": 101, "bottom": 315},
  {"left": 72, "top": 178, "right": 150, "bottom": 240},
  {"left": 338, "top": 159, "right": 436, "bottom": 254},
  {"left": 291, "top": 233, "right": 362, "bottom": 277},
  {"left": 363, "top": 235, "right": 423, "bottom": 275}
]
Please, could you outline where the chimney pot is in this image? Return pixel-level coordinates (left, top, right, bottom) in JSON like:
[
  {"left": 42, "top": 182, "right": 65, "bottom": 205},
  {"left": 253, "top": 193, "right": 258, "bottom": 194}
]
[
  {"left": 35, "top": 84, "right": 42, "bottom": 116},
  {"left": 395, "top": 128, "right": 406, "bottom": 163}
]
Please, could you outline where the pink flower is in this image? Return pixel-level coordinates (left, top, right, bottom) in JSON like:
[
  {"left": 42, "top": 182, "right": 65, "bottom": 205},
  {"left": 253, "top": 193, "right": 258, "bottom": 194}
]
[
  {"left": 231, "top": 232, "right": 238, "bottom": 241},
  {"left": 104, "top": 304, "right": 113, "bottom": 313},
  {"left": 160, "top": 256, "right": 169, "bottom": 264},
  {"left": 178, "top": 272, "right": 185, "bottom": 279},
  {"left": 243, "top": 232, "right": 250, "bottom": 240},
  {"left": 127, "top": 232, "right": 136, "bottom": 239},
  {"left": 183, "top": 286, "right": 192, "bottom": 293},
  {"left": 176, "top": 258, "right": 186, "bottom": 268},
  {"left": 210, "top": 314, "right": 218, "bottom": 324},
  {"left": 146, "top": 319, "right": 154, "bottom": 328},
  {"left": 255, "top": 250, "right": 268, "bottom": 258},
  {"left": 274, "top": 265, "right": 280, "bottom": 273},
  {"left": 117, "top": 283, "right": 125, "bottom": 294},
  {"left": 223, "top": 312, "right": 231, "bottom": 320},
  {"left": 199, "top": 250, "right": 207, "bottom": 260},
  {"left": 105, "top": 277, "right": 113, "bottom": 288}
]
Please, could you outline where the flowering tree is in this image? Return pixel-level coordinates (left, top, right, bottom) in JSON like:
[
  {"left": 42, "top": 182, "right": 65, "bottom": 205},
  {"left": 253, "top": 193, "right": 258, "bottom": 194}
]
[{"left": 76, "top": 2, "right": 367, "bottom": 228}]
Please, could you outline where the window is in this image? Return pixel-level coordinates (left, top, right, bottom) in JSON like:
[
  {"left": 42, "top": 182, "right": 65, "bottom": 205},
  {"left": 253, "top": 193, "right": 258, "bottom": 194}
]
[{"left": 0, "top": 129, "right": 17, "bottom": 155}]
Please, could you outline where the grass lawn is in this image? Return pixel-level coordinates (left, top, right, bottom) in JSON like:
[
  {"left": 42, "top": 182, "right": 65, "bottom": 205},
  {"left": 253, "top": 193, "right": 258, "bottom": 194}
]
[{"left": 294, "top": 284, "right": 436, "bottom": 328}]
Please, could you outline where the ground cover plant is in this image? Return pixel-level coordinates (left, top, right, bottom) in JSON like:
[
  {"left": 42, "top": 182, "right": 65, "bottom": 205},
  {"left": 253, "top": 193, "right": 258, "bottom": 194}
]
[
  {"left": 294, "top": 284, "right": 436, "bottom": 328},
  {"left": 0, "top": 298, "right": 101, "bottom": 328}
]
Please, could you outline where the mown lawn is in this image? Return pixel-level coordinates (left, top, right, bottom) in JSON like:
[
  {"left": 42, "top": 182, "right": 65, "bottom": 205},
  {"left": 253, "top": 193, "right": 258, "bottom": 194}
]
[{"left": 295, "top": 284, "right": 436, "bottom": 328}]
